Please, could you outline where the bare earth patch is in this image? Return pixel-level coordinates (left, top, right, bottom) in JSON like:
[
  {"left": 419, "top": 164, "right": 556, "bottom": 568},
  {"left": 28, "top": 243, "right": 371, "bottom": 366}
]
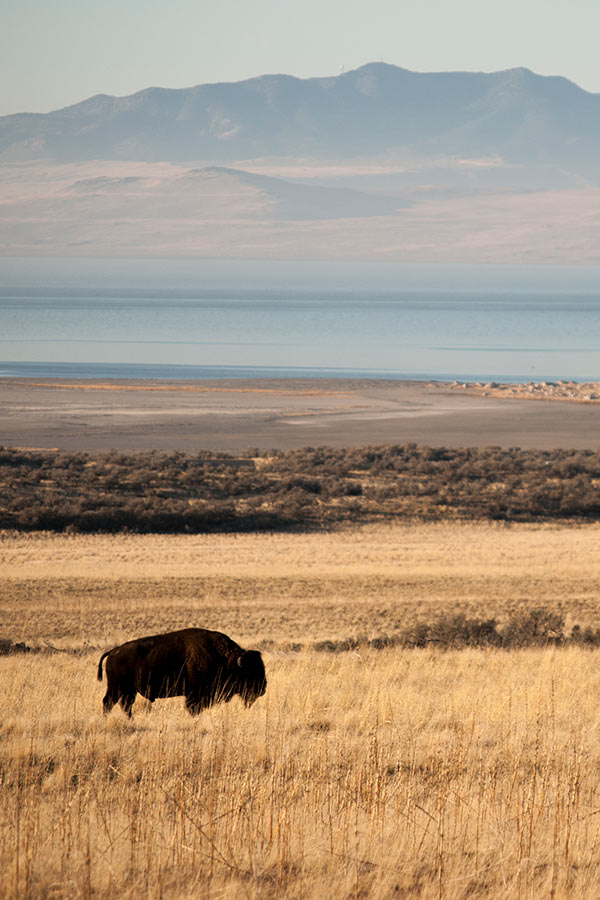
[
  {"left": 2, "top": 160, "right": 600, "bottom": 264},
  {"left": 3, "top": 377, "right": 600, "bottom": 451}
]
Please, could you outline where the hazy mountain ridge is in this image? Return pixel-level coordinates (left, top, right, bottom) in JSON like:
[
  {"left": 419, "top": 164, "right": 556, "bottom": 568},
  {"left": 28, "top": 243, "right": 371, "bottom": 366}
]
[
  {"left": 64, "top": 164, "right": 405, "bottom": 220},
  {"left": 2, "top": 63, "right": 599, "bottom": 263},
  {"left": 2, "top": 62, "right": 599, "bottom": 176}
]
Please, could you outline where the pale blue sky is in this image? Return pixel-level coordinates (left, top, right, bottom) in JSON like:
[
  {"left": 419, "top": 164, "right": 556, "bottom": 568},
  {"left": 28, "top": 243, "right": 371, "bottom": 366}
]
[{"left": 2, "top": 0, "right": 599, "bottom": 116}]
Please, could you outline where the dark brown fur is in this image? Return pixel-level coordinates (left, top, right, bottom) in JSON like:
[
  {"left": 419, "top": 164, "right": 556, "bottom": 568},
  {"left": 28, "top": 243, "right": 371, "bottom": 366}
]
[{"left": 97, "top": 627, "right": 266, "bottom": 717}]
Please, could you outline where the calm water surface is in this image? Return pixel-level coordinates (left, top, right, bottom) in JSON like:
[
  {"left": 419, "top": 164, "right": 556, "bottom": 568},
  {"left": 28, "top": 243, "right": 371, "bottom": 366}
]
[{"left": 0, "top": 259, "right": 599, "bottom": 382}]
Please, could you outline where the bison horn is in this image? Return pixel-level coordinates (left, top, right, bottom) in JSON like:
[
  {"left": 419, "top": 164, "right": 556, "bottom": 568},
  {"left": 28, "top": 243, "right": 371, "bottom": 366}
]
[{"left": 237, "top": 654, "right": 244, "bottom": 668}]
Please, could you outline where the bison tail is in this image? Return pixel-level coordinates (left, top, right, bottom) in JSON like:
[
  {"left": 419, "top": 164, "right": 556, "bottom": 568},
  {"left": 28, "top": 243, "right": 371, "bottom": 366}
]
[{"left": 97, "top": 650, "right": 110, "bottom": 681}]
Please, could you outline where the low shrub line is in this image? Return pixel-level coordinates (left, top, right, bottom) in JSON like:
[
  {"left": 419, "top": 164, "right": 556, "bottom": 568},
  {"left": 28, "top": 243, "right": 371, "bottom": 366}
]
[
  {"left": 4, "top": 609, "right": 600, "bottom": 657},
  {"left": 309, "top": 607, "right": 598, "bottom": 652},
  {"left": 2, "top": 443, "right": 600, "bottom": 532}
]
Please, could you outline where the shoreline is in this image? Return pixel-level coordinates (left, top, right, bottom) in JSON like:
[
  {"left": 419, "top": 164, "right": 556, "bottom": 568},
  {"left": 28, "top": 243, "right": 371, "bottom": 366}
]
[
  {"left": 2, "top": 376, "right": 600, "bottom": 452},
  {"left": 3, "top": 376, "right": 600, "bottom": 399}
]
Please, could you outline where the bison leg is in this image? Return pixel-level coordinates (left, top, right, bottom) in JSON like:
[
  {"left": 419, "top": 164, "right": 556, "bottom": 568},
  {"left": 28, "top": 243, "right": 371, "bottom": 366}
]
[
  {"left": 185, "top": 693, "right": 209, "bottom": 716},
  {"left": 119, "top": 693, "right": 136, "bottom": 718},
  {"left": 102, "top": 691, "right": 116, "bottom": 714}
]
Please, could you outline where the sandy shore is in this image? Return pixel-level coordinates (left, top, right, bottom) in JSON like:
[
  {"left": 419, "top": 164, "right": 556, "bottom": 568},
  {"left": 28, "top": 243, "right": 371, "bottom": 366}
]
[{"left": 2, "top": 377, "right": 600, "bottom": 452}]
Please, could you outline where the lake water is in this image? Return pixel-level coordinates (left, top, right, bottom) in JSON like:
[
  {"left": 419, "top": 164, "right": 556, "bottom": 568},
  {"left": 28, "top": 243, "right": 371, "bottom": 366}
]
[{"left": 1, "top": 258, "right": 599, "bottom": 382}]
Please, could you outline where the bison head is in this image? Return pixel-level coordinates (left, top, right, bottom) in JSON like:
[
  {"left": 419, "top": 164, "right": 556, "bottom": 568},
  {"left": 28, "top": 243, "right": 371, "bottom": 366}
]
[{"left": 236, "top": 650, "right": 267, "bottom": 706}]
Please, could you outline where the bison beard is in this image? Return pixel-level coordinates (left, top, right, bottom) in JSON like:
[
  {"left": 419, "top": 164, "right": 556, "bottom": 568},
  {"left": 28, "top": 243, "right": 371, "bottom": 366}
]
[{"left": 97, "top": 627, "right": 266, "bottom": 717}]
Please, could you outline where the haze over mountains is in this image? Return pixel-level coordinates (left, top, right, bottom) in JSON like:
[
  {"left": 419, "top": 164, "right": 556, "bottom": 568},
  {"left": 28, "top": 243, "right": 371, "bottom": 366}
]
[
  {"left": 2, "top": 62, "right": 600, "bottom": 180},
  {"left": 1, "top": 63, "right": 599, "bottom": 262}
]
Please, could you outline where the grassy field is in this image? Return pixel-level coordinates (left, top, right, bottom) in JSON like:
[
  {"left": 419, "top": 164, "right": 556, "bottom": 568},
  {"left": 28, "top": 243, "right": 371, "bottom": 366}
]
[{"left": 2, "top": 522, "right": 600, "bottom": 898}]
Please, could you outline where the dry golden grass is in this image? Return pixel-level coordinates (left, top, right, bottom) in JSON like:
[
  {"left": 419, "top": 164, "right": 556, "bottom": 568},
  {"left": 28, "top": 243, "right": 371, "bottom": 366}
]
[
  {"left": 2, "top": 522, "right": 600, "bottom": 898},
  {"left": 2, "top": 522, "right": 600, "bottom": 646}
]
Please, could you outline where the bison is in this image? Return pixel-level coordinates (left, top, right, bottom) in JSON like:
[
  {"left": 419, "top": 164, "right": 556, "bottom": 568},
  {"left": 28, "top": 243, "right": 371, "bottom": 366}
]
[{"left": 97, "top": 627, "right": 266, "bottom": 717}]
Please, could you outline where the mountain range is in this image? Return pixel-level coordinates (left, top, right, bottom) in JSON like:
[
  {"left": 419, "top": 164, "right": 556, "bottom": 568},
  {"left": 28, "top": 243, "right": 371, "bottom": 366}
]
[
  {"left": 2, "top": 62, "right": 600, "bottom": 180},
  {"left": 2, "top": 63, "right": 599, "bottom": 263}
]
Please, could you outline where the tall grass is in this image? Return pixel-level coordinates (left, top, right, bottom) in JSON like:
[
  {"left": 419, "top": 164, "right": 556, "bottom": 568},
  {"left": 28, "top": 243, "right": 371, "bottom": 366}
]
[
  {"left": 3, "top": 523, "right": 600, "bottom": 897},
  {"left": 2, "top": 648, "right": 600, "bottom": 898}
]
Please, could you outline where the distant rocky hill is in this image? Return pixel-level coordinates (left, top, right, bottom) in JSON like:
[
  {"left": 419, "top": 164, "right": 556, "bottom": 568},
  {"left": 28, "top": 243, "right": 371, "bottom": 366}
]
[{"left": 2, "top": 62, "right": 600, "bottom": 181}]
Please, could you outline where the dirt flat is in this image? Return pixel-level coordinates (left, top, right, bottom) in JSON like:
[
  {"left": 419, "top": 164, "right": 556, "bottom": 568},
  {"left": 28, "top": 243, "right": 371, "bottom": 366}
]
[
  {"left": 2, "top": 377, "right": 600, "bottom": 451},
  {"left": 3, "top": 160, "right": 600, "bottom": 264}
]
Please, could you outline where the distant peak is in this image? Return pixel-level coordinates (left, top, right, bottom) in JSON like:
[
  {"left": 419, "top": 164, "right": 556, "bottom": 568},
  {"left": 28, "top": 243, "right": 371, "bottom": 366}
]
[
  {"left": 340, "top": 61, "right": 412, "bottom": 78},
  {"left": 353, "top": 61, "right": 408, "bottom": 72},
  {"left": 496, "top": 66, "right": 535, "bottom": 79}
]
